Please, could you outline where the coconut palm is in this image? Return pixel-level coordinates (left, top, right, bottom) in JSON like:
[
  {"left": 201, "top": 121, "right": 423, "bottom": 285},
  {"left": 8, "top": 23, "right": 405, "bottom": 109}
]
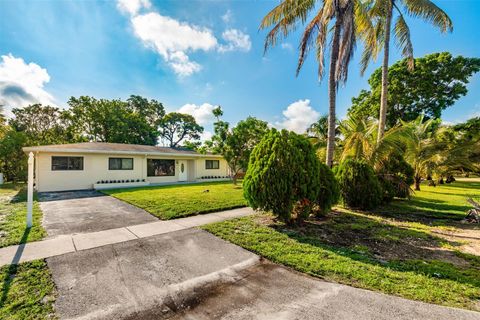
[
  {"left": 361, "top": 0, "right": 453, "bottom": 141},
  {"left": 401, "top": 117, "right": 479, "bottom": 190},
  {"left": 339, "top": 113, "right": 408, "bottom": 169},
  {"left": 260, "top": 0, "right": 373, "bottom": 167}
]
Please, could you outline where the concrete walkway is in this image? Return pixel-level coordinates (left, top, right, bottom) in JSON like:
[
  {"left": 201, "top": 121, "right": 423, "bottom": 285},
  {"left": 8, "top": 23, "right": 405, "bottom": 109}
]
[{"left": 0, "top": 207, "right": 253, "bottom": 267}]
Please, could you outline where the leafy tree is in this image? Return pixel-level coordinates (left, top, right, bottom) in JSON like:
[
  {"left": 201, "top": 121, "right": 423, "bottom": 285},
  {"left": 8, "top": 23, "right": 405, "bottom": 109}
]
[
  {"left": 361, "top": 1, "right": 452, "bottom": 141},
  {"left": 350, "top": 53, "right": 480, "bottom": 128},
  {"left": 158, "top": 112, "right": 203, "bottom": 147},
  {"left": 210, "top": 112, "right": 269, "bottom": 185},
  {"left": 65, "top": 95, "right": 163, "bottom": 145},
  {"left": 260, "top": 0, "right": 373, "bottom": 167},
  {"left": 9, "top": 104, "right": 71, "bottom": 145},
  {"left": 454, "top": 117, "right": 480, "bottom": 142},
  {"left": 401, "top": 116, "right": 479, "bottom": 190},
  {"left": 0, "top": 129, "right": 28, "bottom": 181},
  {"left": 334, "top": 159, "right": 382, "bottom": 210},
  {"left": 244, "top": 129, "right": 339, "bottom": 223}
]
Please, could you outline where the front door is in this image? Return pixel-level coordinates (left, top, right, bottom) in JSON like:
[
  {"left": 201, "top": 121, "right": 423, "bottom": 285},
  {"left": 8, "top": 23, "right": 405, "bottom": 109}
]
[{"left": 178, "top": 160, "right": 188, "bottom": 181}]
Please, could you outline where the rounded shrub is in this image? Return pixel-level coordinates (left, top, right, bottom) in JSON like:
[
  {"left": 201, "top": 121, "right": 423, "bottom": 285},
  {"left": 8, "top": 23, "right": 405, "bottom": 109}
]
[
  {"left": 378, "top": 153, "right": 415, "bottom": 200},
  {"left": 243, "top": 129, "right": 339, "bottom": 223},
  {"left": 334, "top": 159, "right": 382, "bottom": 210}
]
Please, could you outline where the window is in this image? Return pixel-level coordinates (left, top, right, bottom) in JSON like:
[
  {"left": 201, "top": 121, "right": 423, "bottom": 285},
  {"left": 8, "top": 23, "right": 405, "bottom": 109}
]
[
  {"left": 109, "top": 158, "right": 133, "bottom": 170},
  {"left": 147, "top": 159, "right": 175, "bottom": 176},
  {"left": 205, "top": 160, "right": 219, "bottom": 170},
  {"left": 52, "top": 156, "right": 84, "bottom": 171}
]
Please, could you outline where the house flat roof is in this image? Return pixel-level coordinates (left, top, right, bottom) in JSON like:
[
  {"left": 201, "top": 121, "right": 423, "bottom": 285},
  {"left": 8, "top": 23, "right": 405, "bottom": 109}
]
[{"left": 23, "top": 142, "right": 221, "bottom": 158}]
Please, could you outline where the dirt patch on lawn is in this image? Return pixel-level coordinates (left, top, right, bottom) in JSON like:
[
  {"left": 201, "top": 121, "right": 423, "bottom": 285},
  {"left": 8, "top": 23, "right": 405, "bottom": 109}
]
[{"left": 253, "top": 211, "right": 477, "bottom": 268}]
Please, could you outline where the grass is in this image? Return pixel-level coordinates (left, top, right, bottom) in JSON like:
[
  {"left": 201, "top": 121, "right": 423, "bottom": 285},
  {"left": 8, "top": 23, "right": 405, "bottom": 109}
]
[
  {"left": 0, "top": 184, "right": 46, "bottom": 248},
  {"left": 379, "top": 180, "right": 480, "bottom": 223},
  {"left": 102, "top": 181, "right": 247, "bottom": 220},
  {"left": 203, "top": 180, "right": 480, "bottom": 311},
  {"left": 0, "top": 260, "right": 56, "bottom": 319}
]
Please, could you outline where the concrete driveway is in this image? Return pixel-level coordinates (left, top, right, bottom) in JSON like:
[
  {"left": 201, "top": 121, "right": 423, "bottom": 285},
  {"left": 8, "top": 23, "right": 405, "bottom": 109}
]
[
  {"left": 39, "top": 190, "right": 158, "bottom": 236},
  {"left": 46, "top": 228, "right": 479, "bottom": 320}
]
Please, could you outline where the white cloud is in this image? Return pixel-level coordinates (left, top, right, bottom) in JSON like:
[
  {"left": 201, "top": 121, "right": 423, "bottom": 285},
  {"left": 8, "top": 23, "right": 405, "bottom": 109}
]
[
  {"left": 218, "top": 29, "right": 251, "bottom": 53},
  {"left": 117, "top": 0, "right": 151, "bottom": 16},
  {"left": 178, "top": 103, "right": 216, "bottom": 125},
  {"left": 276, "top": 99, "right": 320, "bottom": 133},
  {"left": 281, "top": 43, "right": 294, "bottom": 51},
  {"left": 0, "top": 54, "right": 56, "bottom": 115},
  {"left": 200, "top": 130, "right": 213, "bottom": 141},
  {"left": 130, "top": 12, "right": 217, "bottom": 76},
  {"left": 118, "top": 1, "right": 251, "bottom": 76},
  {"left": 221, "top": 10, "right": 233, "bottom": 24}
]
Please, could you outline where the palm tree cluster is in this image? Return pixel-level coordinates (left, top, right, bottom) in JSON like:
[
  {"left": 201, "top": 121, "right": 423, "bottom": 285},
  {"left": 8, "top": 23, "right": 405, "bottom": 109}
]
[
  {"left": 320, "top": 114, "right": 480, "bottom": 191},
  {"left": 260, "top": 0, "right": 453, "bottom": 166}
]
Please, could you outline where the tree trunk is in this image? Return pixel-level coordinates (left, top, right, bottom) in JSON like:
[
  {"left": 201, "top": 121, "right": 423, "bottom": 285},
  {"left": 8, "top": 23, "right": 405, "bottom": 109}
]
[
  {"left": 414, "top": 175, "right": 421, "bottom": 191},
  {"left": 326, "top": 19, "right": 342, "bottom": 168},
  {"left": 377, "top": 2, "right": 392, "bottom": 142}
]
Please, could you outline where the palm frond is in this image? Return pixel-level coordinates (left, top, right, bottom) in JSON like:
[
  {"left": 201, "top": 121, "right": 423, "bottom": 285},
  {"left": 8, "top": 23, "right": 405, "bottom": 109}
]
[
  {"left": 403, "top": 0, "right": 453, "bottom": 33},
  {"left": 393, "top": 14, "right": 414, "bottom": 70},
  {"left": 260, "top": 0, "right": 318, "bottom": 52}
]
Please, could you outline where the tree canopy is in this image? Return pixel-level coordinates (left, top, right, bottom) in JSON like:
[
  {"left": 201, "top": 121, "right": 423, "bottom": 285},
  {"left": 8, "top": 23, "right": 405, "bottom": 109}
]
[
  {"left": 65, "top": 96, "right": 165, "bottom": 145},
  {"left": 158, "top": 112, "right": 203, "bottom": 148},
  {"left": 348, "top": 52, "right": 480, "bottom": 128},
  {"left": 209, "top": 111, "right": 269, "bottom": 184}
]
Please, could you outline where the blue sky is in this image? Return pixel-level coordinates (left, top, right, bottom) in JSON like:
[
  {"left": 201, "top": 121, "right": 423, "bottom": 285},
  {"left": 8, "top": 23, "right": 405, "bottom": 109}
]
[{"left": 1, "top": 0, "right": 479, "bottom": 138}]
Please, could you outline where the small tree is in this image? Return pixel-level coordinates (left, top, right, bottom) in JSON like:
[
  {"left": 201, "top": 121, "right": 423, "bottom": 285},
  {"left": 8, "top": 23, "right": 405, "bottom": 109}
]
[
  {"left": 244, "top": 129, "right": 339, "bottom": 223},
  {"left": 210, "top": 110, "right": 269, "bottom": 184},
  {"left": 335, "top": 159, "right": 382, "bottom": 210}
]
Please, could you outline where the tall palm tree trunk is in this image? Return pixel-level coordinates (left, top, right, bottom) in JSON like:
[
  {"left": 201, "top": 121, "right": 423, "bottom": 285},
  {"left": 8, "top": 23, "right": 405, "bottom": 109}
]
[
  {"left": 326, "top": 20, "right": 342, "bottom": 167},
  {"left": 377, "top": 2, "right": 392, "bottom": 142}
]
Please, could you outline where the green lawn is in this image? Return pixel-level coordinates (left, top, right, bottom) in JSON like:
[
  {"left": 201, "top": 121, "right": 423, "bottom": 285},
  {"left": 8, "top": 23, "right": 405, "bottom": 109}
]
[
  {"left": 0, "top": 184, "right": 46, "bottom": 248},
  {"left": 102, "top": 181, "right": 247, "bottom": 220},
  {"left": 203, "top": 180, "right": 480, "bottom": 311},
  {"left": 0, "top": 260, "right": 56, "bottom": 319}
]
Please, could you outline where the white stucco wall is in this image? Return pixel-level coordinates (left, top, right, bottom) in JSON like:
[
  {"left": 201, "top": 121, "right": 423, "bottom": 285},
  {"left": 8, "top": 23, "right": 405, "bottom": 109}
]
[
  {"left": 35, "top": 152, "right": 146, "bottom": 192},
  {"left": 34, "top": 152, "right": 229, "bottom": 192},
  {"left": 195, "top": 158, "right": 229, "bottom": 178}
]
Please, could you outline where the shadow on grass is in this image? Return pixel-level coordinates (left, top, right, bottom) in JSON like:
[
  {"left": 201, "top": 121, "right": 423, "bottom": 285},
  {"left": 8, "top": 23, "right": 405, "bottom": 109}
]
[
  {"left": 366, "top": 198, "right": 470, "bottom": 226},
  {"left": 268, "top": 212, "right": 479, "bottom": 288},
  {"left": 0, "top": 227, "right": 31, "bottom": 308}
]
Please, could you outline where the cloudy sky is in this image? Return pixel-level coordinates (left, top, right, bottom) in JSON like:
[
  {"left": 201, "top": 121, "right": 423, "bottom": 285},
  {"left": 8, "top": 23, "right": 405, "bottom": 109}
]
[{"left": 1, "top": 0, "right": 479, "bottom": 138}]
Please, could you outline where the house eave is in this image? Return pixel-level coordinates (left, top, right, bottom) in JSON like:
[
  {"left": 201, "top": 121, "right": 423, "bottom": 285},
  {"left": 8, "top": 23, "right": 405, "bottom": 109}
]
[{"left": 22, "top": 147, "right": 222, "bottom": 158}]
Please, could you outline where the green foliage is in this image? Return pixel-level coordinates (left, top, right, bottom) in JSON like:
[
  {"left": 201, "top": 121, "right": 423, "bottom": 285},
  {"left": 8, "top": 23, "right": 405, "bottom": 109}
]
[
  {"left": 335, "top": 159, "right": 382, "bottom": 209},
  {"left": 65, "top": 95, "right": 164, "bottom": 145},
  {"left": 244, "top": 129, "right": 338, "bottom": 222},
  {"left": 317, "top": 162, "right": 340, "bottom": 215},
  {"left": 349, "top": 52, "right": 480, "bottom": 128},
  {"left": 378, "top": 153, "right": 415, "bottom": 200},
  {"left": 158, "top": 112, "right": 203, "bottom": 147},
  {"left": 0, "top": 129, "right": 28, "bottom": 182},
  {"left": 10, "top": 104, "right": 72, "bottom": 145},
  {"left": 210, "top": 113, "right": 269, "bottom": 183}
]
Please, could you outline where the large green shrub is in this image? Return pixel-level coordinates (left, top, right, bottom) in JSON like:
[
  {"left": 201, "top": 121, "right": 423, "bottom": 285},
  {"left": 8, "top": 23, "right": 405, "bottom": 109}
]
[
  {"left": 335, "top": 159, "right": 382, "bottom": 210},
  {"left": 243, "top": 129, "right": 338, "bottom": 223},
  {"left": 378, "top": 153, "right": 415, "bottom": 200}
]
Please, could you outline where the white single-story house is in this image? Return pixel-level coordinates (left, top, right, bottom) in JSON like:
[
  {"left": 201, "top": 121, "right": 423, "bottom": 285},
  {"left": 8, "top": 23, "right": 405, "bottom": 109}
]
[{"left": 23, "top": 142, "right": 230, "bottom": 192}]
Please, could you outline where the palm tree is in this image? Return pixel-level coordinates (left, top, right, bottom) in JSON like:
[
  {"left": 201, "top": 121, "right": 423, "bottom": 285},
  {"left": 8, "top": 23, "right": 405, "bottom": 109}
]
[
  {"left": 260, "top": 0, "right": 372, "bottom": 167},
  {"left": 361, "top": 0, "right": 452, "bottom": 142},
  {"left": 339, "top": 113, "right": 408, "bottom": 169}
]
